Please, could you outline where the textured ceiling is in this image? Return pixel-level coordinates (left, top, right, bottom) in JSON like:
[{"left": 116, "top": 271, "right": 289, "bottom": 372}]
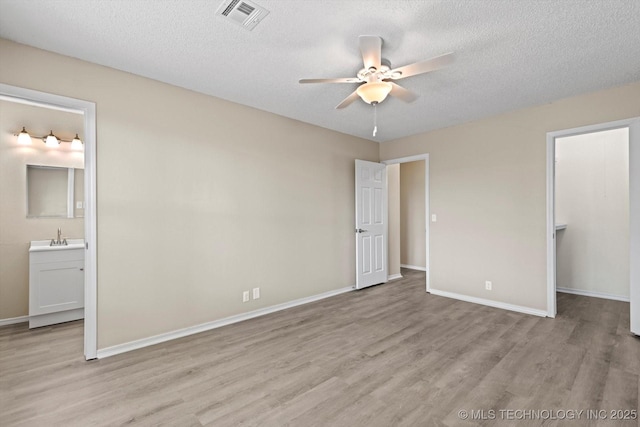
[{"left": 0, "top": 0, "right": 639, "bottom": 142}]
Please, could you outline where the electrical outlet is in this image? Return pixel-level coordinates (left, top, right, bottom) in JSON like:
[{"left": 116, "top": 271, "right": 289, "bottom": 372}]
[
  {"left": 485, "top": 281, "right": 492, "bottom": 291},
  {"left": 252, "top": 287, "right": 260, "bottom": 300},
  {"left": 76, "top": 201, "right": 83, "bottom": 209},
  {"left": 242, "top": 291, "right": 250, "bottom": 302}
]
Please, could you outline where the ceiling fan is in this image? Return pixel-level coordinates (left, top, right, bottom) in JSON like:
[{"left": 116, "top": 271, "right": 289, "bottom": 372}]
[{"left": 299, "top": 35, "right": 454, "bottom": 109}]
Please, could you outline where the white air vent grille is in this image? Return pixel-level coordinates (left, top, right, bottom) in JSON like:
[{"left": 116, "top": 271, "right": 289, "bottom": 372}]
[
  {"left": 236, "top": 2, "right": 254, "bottom": 15},
  {"left": 221, "top": 0, "right": 240, "bottom": 16},
  {"left": 216, "top": 0, "right": 269, "bottom": 31}
]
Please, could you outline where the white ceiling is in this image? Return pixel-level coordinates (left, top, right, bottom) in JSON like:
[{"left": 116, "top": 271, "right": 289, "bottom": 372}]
[{"left": 1, "top": 0, "right": 639, "bottom": 142}]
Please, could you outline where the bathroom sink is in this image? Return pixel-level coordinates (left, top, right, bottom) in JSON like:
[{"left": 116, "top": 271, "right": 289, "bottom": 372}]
[{"left": 29, "top": 239, "right": 85, "bottom": 252}]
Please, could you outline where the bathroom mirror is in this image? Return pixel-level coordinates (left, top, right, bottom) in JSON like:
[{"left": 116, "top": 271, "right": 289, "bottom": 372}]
[{"left": 27, "top": 165, "right": 84, "bottom": 218}]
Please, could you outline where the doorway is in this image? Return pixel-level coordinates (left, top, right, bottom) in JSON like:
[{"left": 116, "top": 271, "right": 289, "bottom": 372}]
[
  {"left": 555, "top": 128, "right": 629, "bottom": 300},
  {"left": 383, "top": 154, "right": 430, "bottom": 291},
  {"left": 0, "top": 84, "right": 98, "bottom": 359},
  {"left": 546, "top": 118, "right": 640, "bottom": 336}
]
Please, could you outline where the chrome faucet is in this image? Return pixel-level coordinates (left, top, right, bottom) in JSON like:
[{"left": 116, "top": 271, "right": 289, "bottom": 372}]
[{"left": 50, "top": 228, "right": 68, "bottom": 246}]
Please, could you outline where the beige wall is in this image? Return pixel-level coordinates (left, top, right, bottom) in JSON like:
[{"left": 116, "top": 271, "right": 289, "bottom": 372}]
[
  {"left": 556, "top": 128, "right": 629, "bottom": 298},
  {"left": 0, "top": 39, "right": 378, "bottom": 348},
  {"left": 387, "top": 164, "right": 401, "bottom": 277},
  {"left": 381, "top": 81, "right": 640, "bottom": 312},
  {"left": 400, "top": 161, "right": 426, "bottom": 268},
  {"left": 0, "top": 100, "right": 84, "bottom": 319}
]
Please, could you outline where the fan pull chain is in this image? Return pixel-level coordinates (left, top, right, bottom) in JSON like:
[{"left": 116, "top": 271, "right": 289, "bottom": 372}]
[{"left": 373, "top": 102, "right": 378, "bottom": 137}]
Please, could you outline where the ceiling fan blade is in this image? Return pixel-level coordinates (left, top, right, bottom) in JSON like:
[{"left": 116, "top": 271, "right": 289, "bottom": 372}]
[
  {"left": 299, "top": 78, "right": 360, "bottom": 84},
  {"left": 389, "top": 52, "right": 455, "bottom": 80},
  {"left": 335, "top": 90, "right": 361, "bottom": 109},
  {"left": 388, "top": 82, "right": 418, "bottom": 103},
  {"left": 359, "top": 35, "right": 382, "bottom": 70}
]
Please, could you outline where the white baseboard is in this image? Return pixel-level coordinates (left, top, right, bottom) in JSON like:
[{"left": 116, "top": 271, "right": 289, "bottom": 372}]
[
  {"left": 428, "top": 288, "right": 548, "bottom": 317},
  {"left": 557, "top": 287, "right": 630, "bottom": 302},
  {"left": 387, "top": 273, "right": 403, "bottom": 281},
  {"left": 97, "top": 286, "right": 355, "bottom": 359},
  {"left": 401, "top": 264, "right": 427, "bottom": 272},
  {"left": 0, "top": 315, "right": 28, "bottom": 327}
]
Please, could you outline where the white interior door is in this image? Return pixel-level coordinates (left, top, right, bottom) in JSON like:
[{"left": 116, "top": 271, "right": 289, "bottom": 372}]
[{"left": 355, "top": 160, "right": 388, "bottom": 289}]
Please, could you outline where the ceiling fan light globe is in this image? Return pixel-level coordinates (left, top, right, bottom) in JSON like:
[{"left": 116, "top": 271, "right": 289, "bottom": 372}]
[{"left": 356, "top": 81, "right": 392, "bottom": 104}]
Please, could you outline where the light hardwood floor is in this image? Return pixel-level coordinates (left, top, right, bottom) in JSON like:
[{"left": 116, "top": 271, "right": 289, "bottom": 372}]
[{"left": 1, "top": 269, "right": 638, "bottom": 426}]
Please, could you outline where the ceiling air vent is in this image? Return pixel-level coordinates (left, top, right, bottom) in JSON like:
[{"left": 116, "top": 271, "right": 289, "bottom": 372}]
[{"left": 216, "top": 0, "right": 270, "bottom": 31}]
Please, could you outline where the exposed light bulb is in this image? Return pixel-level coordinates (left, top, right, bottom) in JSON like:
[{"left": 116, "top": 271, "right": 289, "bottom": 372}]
[
  {"left": 17, "top": 127, "right": 32, "bottom": 145},
  {"left": 71, "top": 134, "right": 83, "bottom": 150},
  {"left": 44, "top": 130, "right": 59, "bottom": 148}
]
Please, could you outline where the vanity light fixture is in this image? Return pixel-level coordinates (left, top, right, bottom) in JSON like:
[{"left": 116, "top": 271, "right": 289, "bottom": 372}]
[
  {"left": 45, "top": 131, "right": 60, "bottom": 147},
  {"left": 17, "top": 127, "right": 32, "bottom": 145},
  {"left": 14, "top": 127, "right": 83, "bottom": 150},
  {"left": 70, "top": 134, "right": 83, "bottom": 150}
]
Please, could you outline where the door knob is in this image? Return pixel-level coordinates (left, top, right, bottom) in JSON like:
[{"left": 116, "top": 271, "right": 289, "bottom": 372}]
[{"left": 355, "top": 228, "right": 369, "bottom": 233}]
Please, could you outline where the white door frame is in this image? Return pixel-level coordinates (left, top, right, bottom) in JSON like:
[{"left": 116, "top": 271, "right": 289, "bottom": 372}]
[
  {"left": 0, "top": 83, "right": 98, "bottom": 358},
  {"left": 546, "top": 118, "right": 640, "bottom": 334},
  {"left": 382, "top": 154, "right": 430, "bottom": 292}
]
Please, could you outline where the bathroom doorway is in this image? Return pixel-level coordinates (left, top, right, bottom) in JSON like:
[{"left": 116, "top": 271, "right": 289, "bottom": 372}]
[{"left": 0, "top": 84, "right": 97, "bottom": 359}]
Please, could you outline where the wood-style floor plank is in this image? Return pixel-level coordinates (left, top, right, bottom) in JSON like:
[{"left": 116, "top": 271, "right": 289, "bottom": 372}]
[{"left": 1, "top": 269, "right": 638, "bottom": 426}]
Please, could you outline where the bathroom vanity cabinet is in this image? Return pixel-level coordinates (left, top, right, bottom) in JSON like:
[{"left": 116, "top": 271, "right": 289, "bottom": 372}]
[{"left": 29, "top": 240, "right": 85, "bottom": 328}]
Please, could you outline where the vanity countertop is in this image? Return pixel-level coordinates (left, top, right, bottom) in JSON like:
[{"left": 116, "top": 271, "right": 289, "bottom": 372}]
[{"left": 29, "top": 239, "right": 85, "bottom": 252}]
